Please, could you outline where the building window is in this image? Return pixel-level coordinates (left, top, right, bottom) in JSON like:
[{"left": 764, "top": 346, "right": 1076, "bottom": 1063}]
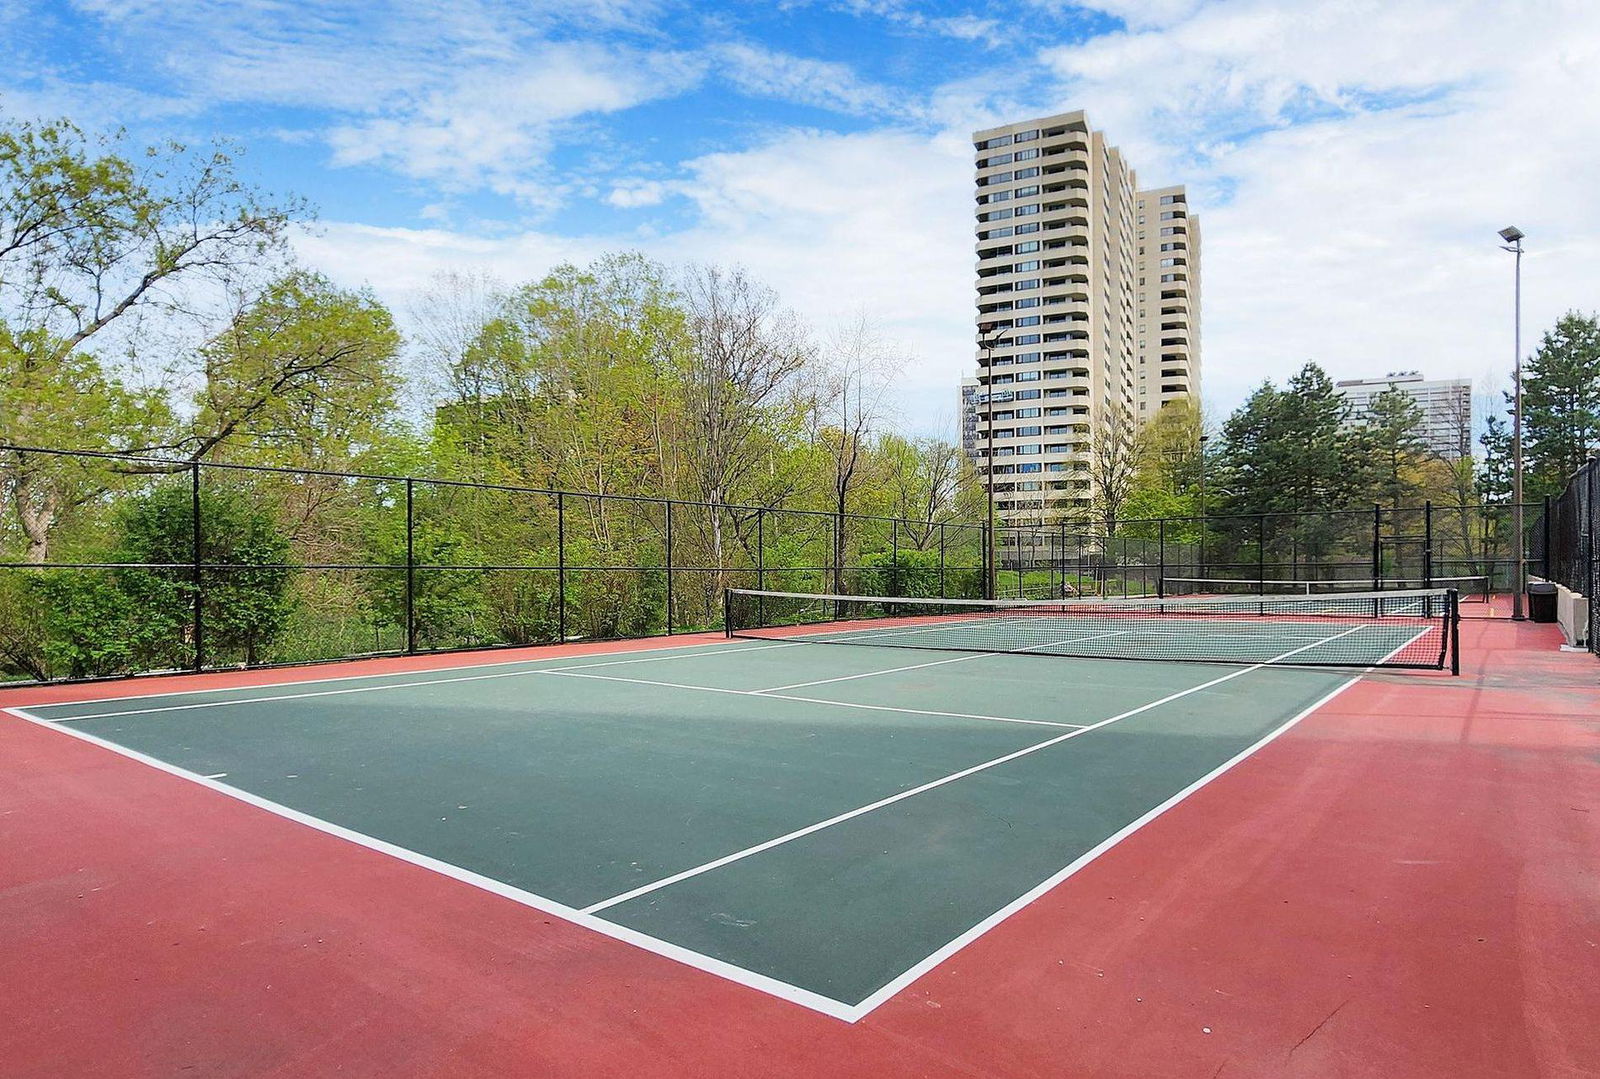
[
  {"left": 1014, "top": 333, "right": 1041, "bottom": 345},
  {"left": 1014, "top": 148, "right": 1038, "bottom": 160},
  {"left": 1015, "top": 370, "right": 1040, "bottom": 381},
  {"left": 1016, "top": 241, "right": 1040, "bottom": 254},
  {"left": 1014, "top": 297, "right": 1039, "bottom": 308},
  {"left": 1018, "top": 463, "right": 1043, "bottom": 473},
  {"left": 1014, "top": 222, "right": 1040, "bottom": 234}
]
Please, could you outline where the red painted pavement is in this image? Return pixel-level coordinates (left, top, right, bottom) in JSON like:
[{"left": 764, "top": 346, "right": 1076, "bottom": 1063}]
[{"left": 1, "top": 620, "right": 1596, "bottom": 1077}]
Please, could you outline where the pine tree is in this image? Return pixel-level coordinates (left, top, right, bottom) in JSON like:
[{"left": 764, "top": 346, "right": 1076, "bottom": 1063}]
[{"left": 1515, "top": 311, "right": 1600, "bottom": 496}]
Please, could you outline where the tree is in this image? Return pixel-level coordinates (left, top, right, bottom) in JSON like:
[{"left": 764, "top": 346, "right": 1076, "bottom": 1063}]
[
  {"left": 1087, "top": 403, "right": 1143, "bottom": 537},
  {"left": 676, "top": 264, "right": 812, "bottom": 573},
  {"left": 0, "top": 114, "right": 303, "bottom": 560},
  {"left": 1215, "top": 363, "right": 1365, "bottom": 574},
  {"left": 0, "top": 332, "right": 172, "bottom": 562},
  {"left": 813, "top": 316, "right": 895, "bottom": 591},
  {"left": 1354, "top": 386, "right": 1428, "bottom": 509},
  {"left": 35, "top": 483, "right": 292, "bottom": 677},
  {"left": 190, "top": 270, "right": 403, "bottom": 468},
  {"left": 1517, "top": 310, "right": 1600, "bottom": 497}
]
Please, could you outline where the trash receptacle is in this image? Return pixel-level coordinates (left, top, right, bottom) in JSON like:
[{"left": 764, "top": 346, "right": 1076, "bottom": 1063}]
[{"left": 1527, "top": 581, "right": 1558, "bottom": 623}]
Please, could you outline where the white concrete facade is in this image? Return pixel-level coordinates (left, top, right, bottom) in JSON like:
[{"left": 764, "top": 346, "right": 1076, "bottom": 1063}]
[{"left": 969, "top": 111, "right": 1201, "bottom": 523}]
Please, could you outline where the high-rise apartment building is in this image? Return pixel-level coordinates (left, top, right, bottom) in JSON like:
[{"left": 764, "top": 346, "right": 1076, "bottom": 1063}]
[
  {"left": 1334, "top": 373, "right": 1473, "bottom": 458},
  {"left": 968, "top": 111, "right": 1201, "bottom": 522}
]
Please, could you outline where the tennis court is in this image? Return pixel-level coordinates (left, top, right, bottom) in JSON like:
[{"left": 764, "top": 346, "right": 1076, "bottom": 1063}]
[
  {"left": 5, "top": 589, "right": 1450, "bottom": 1020},
  {"left": 4, "top": 590, "right": 1599, "bottom": 1078}
]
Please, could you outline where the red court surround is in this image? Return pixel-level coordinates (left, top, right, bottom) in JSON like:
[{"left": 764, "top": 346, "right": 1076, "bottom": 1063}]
[{"left": 2, "top": 621, "right": 1596, "bottom": 1077}]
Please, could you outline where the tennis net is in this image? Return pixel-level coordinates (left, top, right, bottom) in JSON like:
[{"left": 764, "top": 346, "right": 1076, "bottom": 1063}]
[
  {"left": 725, "top": 587, "right": 1460, "bottom": 672},
  {"left": 1162, "top": 575, "right": 1490, "bottom": 602}
]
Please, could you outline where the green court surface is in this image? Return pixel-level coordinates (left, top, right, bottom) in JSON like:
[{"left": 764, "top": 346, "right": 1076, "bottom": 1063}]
[{"left": 19, "top": 638, "right": 1361, "bottom": 1017}]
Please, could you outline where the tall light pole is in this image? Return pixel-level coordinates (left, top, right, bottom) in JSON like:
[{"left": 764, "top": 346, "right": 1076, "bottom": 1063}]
[
  {"left": 1499, "top": 225, "right": 1526, "bottom": 620},
  {"left": 979, "top": 321, "right": 1010, "bottom": 600}
]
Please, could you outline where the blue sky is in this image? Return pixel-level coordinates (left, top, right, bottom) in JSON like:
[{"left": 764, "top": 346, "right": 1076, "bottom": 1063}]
[{"left": 5, "top": 0, "right": 1598, "bottom": 435}]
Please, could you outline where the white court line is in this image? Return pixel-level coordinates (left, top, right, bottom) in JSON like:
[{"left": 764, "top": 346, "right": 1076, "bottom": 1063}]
[
  {"left": 0, "top": 617, "right": 1390, "bottom": 1025},
  {"left": 9, "top": 635, "right": 779, "bottom": 714},
  {"left": 750, "top": 631, "right": 1132, "bottom": 693},
  {"left": 0, "top": 704, "right": 860, "bottom": 1023},
  {"left": 31, "top": 641, "right": 809, "bottom": 724},
  {"left": 538, "top": 669, "right": 1083, "bottom": 730},
  {"left": 578, "top": 623, "right": 1368, "bottom": 917},
  {"left": 846, "top": 674, "right": 1364, "bottom": 1017}
]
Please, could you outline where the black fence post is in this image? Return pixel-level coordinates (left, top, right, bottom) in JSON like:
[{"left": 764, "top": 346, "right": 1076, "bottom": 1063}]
[
  {"left": 1256, "top": 514, "right": 1266, "bottom": 595},
  {"left": 191, "top": 461, "right": 204, "bottom": 671},
  {"left": 1157, "top": 519, "right": 1166, "bottom": 598},
  {"left": 665, "top": 500, "right": 674, "bottom": 635},
  {"left": 757, "top": 508, "right": 766, "bottom": 591},
  {"left": 1542, "top": 494, "right": 1553, "bottom": 580},
  {"left": 938, "top": 523, "right": 947, "bottom": 599},
  {"left": 404, "top": 478, "right": 415, "bottom": 654},
  {"left": 1371, "top": 503, "right": 1382, "bottom": 591},
  {"left": 1423, "top": 501, "right": 1434, "bottom": 588},
  {"left": 557, "top": 492, "right": 567, "bottom": 642},
  {"left": 890, "top": 517, "right": 898, "bottom": 597}
]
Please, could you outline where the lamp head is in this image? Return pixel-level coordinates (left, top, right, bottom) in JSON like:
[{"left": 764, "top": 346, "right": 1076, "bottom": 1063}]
[{"left": 1498, "top": 225, "right": 1524, "bottom": 243}]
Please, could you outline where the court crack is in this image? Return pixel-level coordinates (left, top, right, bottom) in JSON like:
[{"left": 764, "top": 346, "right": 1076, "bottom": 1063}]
[{"left": 1288, "top": 997, "right": 1351, "bottom": 1059}]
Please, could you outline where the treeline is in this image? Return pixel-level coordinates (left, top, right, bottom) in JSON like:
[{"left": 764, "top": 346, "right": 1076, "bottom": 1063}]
[
  {"left": 0, "top": 116, "right": 985, "bottom": 678},
  {"left": 3, "top": 111, "right": 1597, "bottom": 678}
]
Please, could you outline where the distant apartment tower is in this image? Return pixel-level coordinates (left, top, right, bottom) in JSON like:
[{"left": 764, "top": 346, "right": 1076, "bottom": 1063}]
[
  {"left": 1334, "top": 373, "right": 1472, "bottom": 458},
  {"left": 970, "top": 111, "right": 1201, "bottom": 523},
  {"left": 958, "top": 377, "right": 981, "bottom": 458}
]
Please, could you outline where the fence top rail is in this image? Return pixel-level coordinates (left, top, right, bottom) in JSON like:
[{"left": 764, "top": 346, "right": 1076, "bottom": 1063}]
[
  {"left": 0, "top": 443, "right": 1543, "bottom": 538},
  {"left": 0, "top": 444, "right": 970, "bottom": 531}
]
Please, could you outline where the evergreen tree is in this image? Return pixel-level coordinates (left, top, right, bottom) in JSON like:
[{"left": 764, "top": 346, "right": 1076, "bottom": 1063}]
[
  {"left": 1515, "top": 311, "right": 1600, "bottom": 496},
  {"left": 1354, "top": 386, "right": 1428, "bottom": 508}
]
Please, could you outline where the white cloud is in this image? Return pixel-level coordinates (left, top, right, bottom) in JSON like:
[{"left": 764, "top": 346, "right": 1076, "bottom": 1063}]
[
  {"left": 295, "top": 126, "right": 977, "bottom": 436},
  {"left": 606, "top": 180, "right": 674, "bottom": 208},
  {"left": 1031, "top": 0, "right": 1600, "bottom": 419},
  {"left": 262, "top": 0, "right": 1600, "bottom": 439},
  {"left": 713, "top": 43, "right": 911, "bottom": 118}
]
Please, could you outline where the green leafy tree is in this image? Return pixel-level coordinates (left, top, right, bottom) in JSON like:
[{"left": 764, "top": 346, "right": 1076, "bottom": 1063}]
[
  {"left": 191, "top": 271, "right": 403, "bottom": 468},
  {"left": 1516, "top": 311, "right": 1600, "bottom": 497},
  {"left": 0, "top": 113, "right": 304, "bottom": 561},
  {"left": 36, "top": 483, "right": 293, "bottom": 677}
]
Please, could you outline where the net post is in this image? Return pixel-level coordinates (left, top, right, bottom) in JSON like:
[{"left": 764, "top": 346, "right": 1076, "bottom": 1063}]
[
  {"left": 1423, "top": 500, "right": 1434, "bottom": 588},
  {"left": 191, "top": 461, "right": 204, "bottom": 671},
  {"left": 557, "top": 491, "right": 566, "bottom": 644},
  {"left": 938, "top": 523, "right": 946, "bottom": 599},
  {"left": 1453, "top": 588, "right": 1461, "bottom": 675},
  {"left": 665, "top": 500, "right": 674, "bottom": 635},
  {"left": 1157, "top": 519, "right": 1166, "bottom": 598},
  {"left": 723, "top": 585, "right": 732, "bottom": 638},
  {"left": 405, "top": 477, "right": 416, "bottom": 655}
]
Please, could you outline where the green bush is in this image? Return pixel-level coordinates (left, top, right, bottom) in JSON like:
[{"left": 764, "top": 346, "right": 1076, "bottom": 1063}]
[{"left": 35, "top": 482, "right": 293, "bottom": 677}]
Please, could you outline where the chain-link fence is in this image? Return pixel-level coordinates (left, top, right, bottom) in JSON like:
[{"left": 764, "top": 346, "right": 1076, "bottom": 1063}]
[
  {"left": 0, "top": 445, "right": 1553, "bottom": 683},
  {"left": 0, "top": 447, "right": 992, "bottom": 683},
  {"left": 1530, "top": 457, "right": 1598, "bottom": 655}
]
